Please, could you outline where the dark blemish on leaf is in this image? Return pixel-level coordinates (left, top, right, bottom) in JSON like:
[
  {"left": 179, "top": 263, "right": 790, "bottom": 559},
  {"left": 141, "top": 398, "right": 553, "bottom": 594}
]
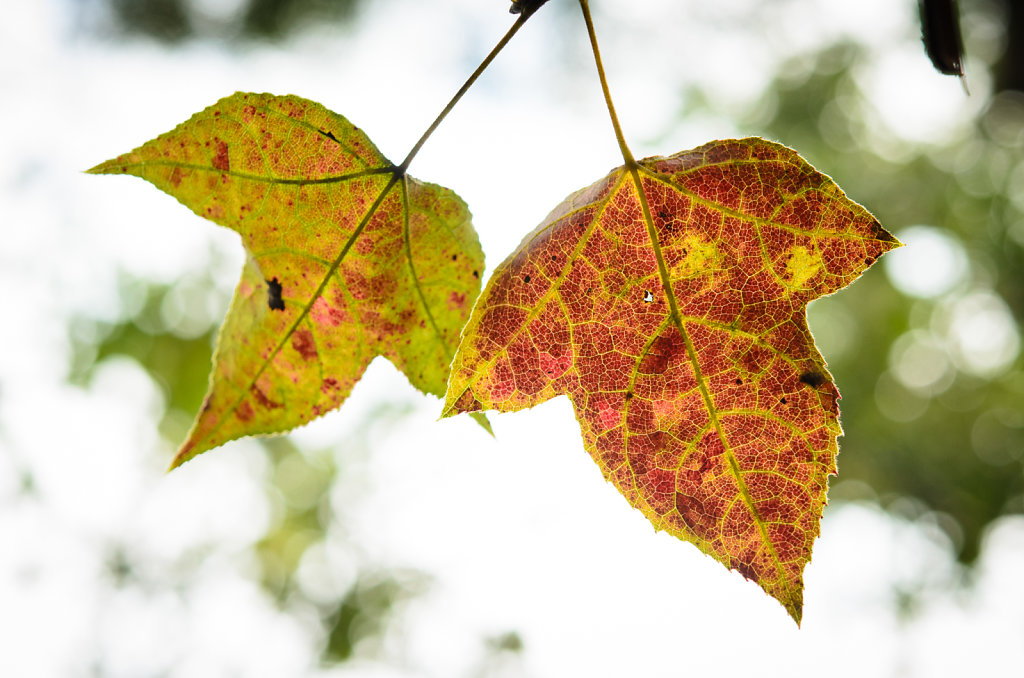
[
  {"left": 250, "top": 385, "right": 281, "bottom": 409},
  {"left": 550, "top": 255, "right": 557, "bottom": 261},
  {"left": 799, "top": 371, "right": 827, "bottom": 388},
  {"left": 780, "top": 397, "right": 788, "bottom": 405},
  {"left": 472, "top": 270, "right": 479, "bottom": 278},
  {"left": 291, "top": 328, "right": 318, "bottom": 361},
  {"left": 625, "top": 391, "right": 634, "bottom": 401},
  {"left": 198, "top": 393, "right": 213, "bottom": 416},
  {"left": 267, "top": 278, "right": 285, "bottom": 311},
  {"left": 682, "top": 248, "right": 688, "bottom": 255},
  {"left": 524, "top": 275, "right": 531, "bottom": 283},
  {"left": 864, "top": 257, "right": 875, "bottom": 266},
  {"left": 735, "top": 378, "right": 743, "bottom": 385},
  {"left": 734, "top": 561, "right": 756, "bottom": 581},
  {"left": 320, "top": 129, "right": 339, "bottom": 142},
  {"left": 236, "top": 401, "right": 254, "bottom": 422},
  {"left": 643, "top": 290, "right": 654, "bottom": 303},
  {"left": 586, "top": 287, "right": 592, "bottom": 294},
  {"left": 873, "top": 220, "right": 898, "bottom": 243},
  {"left": 212, "top": 140, "right": 230, "bottom": 172},
  {"left": 451, "top": 254, "right": 458, "bottom": 261},
  {"left": 659, "top": 211, "right": 669, "bottom": 220}
]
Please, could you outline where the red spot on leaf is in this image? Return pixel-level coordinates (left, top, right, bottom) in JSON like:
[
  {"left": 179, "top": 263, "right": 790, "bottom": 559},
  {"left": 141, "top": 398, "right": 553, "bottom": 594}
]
[
  {"left": 448, "top": 291, "right": 466, "bottom": 310},
  {"left": 311, "top": 297, "right": 347, "bottom": 327}
]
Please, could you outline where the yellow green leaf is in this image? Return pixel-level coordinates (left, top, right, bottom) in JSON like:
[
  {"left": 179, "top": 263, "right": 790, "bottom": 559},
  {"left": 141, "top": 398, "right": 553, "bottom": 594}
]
[
  {"left": 90, "top": 92, "right": 484, "bottom": 468},
  {"left": 443, "top": 138, "right": 899, "bottom": 623}
]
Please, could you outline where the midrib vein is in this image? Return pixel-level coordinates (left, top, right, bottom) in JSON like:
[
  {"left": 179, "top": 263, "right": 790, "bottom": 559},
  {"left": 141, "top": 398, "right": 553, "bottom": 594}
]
[
  {"left": 627, "top": 165, "right": 795, "bottom": 603},
  {"left": 189, "top": 171, "right": 401, "bottom": 453}
]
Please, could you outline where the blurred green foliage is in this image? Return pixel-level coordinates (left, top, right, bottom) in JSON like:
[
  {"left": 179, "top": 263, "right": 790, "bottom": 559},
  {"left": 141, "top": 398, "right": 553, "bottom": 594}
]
[
  {"left": 68, "top": 273, "right": 431, "bottom": 666},
  {"left": 731, "top": 36, "right": 1024, "bottom": 562},
  {"left": 84, "top": 0, "right": 365, "bottom": 42}
]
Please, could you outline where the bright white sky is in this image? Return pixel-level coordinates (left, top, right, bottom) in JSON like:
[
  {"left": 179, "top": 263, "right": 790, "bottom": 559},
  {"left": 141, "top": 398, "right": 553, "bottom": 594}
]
[{"left": 1, "top": 0, "right": 1022, "bottom": 676}]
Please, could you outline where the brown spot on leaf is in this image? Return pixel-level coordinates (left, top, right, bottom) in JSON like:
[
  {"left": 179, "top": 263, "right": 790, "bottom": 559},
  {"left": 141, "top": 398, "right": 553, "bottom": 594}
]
[
  {"left": 291, "top": 328, "right": 317, "bottom": 361},
  {"left": 212, "top": 140, "right": 230, "bottom": 172},
  {"left": 250, "top": 385, "right": 281, "bottom": 409},
  {"left": 169, "top": 167, "right": 184, "bottom": 187},
  {"left": 236, "top": 401, "right": 254, "bottom": 422},
  {"left": 453, "top": 388, "right": 482, "bottom": 413}
]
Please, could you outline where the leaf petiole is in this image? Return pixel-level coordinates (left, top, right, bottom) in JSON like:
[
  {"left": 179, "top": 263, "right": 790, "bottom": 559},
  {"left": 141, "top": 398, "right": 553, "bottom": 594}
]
[{"left": 578, "top": 0, "right": 636, "bottom": 168}]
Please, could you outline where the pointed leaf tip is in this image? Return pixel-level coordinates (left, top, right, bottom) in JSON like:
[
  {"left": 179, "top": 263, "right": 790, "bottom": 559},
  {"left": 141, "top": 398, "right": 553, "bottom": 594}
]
[
  {"left": 445, "top": 137, "right": 895, "bottom": 619},
  {"left": 92, "top": 92, "right": 485, "bottom": 462},
  {"left": 469, "top": 411, "right": 495, "bottom": 437}
]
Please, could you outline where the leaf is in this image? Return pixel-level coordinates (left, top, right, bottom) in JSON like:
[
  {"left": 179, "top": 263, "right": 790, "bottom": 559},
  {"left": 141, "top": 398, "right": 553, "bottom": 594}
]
[
  {"left": 90, "top": 92, "right": 485, "bottom": 468},
  {"left": 442, "top": 138, "right": 899, "bottom": 623}
]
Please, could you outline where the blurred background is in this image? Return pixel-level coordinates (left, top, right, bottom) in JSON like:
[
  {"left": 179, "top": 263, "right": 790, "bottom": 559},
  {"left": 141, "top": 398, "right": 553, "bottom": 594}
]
[{"left": 2, "top": 0, "right": 1023, "bottom": 675}]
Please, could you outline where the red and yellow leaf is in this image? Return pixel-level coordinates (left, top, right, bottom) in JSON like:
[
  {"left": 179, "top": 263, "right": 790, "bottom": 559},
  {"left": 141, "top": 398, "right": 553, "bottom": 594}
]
[
  {"left": 90, "top": 92, "right": 485, "bottom": 467},
  {"left": 443, "top": 138, "right": 898, "bottom": 622}
]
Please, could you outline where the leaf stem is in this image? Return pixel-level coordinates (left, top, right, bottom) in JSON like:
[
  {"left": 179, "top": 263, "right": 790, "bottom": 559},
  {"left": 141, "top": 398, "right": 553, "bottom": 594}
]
[
  {"left": 578, "top": 0, "right": 635, "bottom": 167},
  {"left": 398, "top": 10, "right": 536, "bottom": 173}
]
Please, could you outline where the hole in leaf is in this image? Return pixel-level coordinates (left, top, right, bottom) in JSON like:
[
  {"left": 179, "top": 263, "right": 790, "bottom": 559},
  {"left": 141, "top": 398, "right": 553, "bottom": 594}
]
[
  {"left": 524, "top": 275, "right": 531, "bottom": 283},
  {"left": 267, "top": 277, "right": 284, "bottom": 311},
  {"left": 643, "top": 290, "right": 654, "bottom": 303}
]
